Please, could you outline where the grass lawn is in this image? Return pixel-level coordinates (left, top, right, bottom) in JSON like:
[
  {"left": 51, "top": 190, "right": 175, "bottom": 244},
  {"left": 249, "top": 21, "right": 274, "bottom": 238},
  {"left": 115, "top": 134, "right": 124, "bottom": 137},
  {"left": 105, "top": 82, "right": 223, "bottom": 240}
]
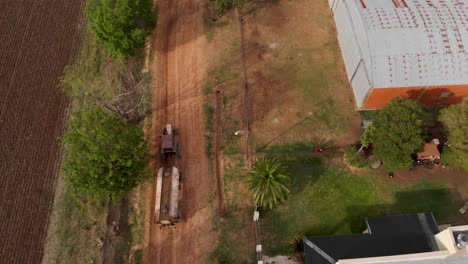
[
  {"left": 260, "top": 143, "right": 462, "bottom": 256},
  {"left": 210, "top": 156, "right": 256, "bottom": 264}
]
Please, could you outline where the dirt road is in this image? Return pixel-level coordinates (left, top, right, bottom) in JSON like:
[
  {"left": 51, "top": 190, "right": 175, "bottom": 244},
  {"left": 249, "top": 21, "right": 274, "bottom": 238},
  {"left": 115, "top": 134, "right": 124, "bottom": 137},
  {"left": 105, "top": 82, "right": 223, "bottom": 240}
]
[{"left": 143, "top": 0, "right": 215, "bottom": 263}]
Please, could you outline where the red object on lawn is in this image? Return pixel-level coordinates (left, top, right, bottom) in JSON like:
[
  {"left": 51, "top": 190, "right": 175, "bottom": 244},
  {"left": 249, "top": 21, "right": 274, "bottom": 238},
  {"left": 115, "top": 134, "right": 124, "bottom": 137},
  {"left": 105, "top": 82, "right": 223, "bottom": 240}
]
[{"left": 315, "top": 147, "right": 323, "bottom": 153}]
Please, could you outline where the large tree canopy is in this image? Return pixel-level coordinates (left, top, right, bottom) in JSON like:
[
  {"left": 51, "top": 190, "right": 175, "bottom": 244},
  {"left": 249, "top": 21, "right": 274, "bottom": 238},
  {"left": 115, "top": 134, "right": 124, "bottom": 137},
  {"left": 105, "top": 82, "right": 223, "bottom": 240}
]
[
  {"left": 439, "top": 101, "right": 468, "bottom": 170},
  {"left": 87, "top": 0, "right": 156, "bottom": 57},
  {"left": 62, "top": 107, "right": 148, "bottom": 198},
  {"left": 372, "top": 98, "right": 426, "bottom": 170}
]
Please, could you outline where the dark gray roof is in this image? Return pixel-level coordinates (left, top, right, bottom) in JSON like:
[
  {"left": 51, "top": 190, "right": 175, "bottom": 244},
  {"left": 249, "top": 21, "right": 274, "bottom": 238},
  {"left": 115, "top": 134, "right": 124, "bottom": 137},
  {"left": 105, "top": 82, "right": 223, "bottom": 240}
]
[{"left": 304, "top": 213, "right": 440, "bottom": 264}]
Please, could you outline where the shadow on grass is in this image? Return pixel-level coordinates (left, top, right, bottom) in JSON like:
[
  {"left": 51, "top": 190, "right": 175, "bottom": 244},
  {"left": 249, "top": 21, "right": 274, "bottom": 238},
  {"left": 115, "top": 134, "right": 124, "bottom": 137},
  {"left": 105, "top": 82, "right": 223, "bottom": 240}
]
[
  {"left": 288, "top": 156, "right": 325, "bottom": 194},
  {"left": 263, "top": 184, "right": 463, "bottom": 256},
  {"left": 257, "top": 141, "right": 337, "bottom": 157},
  {"left": 306, "top": 188, "right": 462, "bottom": 236},
  {"left": 257, "top": 142, "right": 337, "bottom": 194}
]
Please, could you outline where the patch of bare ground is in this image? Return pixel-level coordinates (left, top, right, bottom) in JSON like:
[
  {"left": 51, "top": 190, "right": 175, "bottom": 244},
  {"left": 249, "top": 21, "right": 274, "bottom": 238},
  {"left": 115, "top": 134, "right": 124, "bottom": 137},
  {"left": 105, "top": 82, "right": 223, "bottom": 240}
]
[{"left": 240, "top": 0, "right": 361, "bottom": 148}]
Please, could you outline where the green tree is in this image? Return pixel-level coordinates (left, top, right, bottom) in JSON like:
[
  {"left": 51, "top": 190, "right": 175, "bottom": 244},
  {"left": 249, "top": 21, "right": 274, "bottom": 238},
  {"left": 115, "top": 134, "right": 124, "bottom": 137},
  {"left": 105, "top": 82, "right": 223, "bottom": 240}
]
[
  {"left": 372, "top": 98, "right": 426, "bottom": 170},
  {"left": 87, "top": 0, "right": 156, "bottom": 57},
  {"left": 247, "top": 158, "right": 290, "bottom": 209},
  {"left": 358, "top": 124, "right": 376, "bottom": 153},
  {"left": 439, "top": 101, "right": 468, "bottom": 170},
  {"left": 62, "top": 107, "right": 148, "bottom": 199}
]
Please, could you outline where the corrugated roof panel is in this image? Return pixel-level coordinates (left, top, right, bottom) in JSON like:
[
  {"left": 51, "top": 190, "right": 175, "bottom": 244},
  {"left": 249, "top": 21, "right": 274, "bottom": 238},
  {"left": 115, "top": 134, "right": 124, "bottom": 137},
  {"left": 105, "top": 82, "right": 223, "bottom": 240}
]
[
  {"left": 341, "top": 0, "right": 468, "bottom": 88},
  {"left": 351, "top": 62, "right": 372, "bottom": 106},
  {"left": 333, "top": 0, "right": 364, "bottom": 80}
]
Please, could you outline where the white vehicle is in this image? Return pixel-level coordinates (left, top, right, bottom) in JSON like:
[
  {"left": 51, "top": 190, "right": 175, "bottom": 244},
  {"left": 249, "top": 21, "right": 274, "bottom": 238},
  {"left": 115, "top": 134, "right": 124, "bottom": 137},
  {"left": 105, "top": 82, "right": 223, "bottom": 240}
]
[{"left": 154, "top": 166, "right": 181, "bottom": 227}]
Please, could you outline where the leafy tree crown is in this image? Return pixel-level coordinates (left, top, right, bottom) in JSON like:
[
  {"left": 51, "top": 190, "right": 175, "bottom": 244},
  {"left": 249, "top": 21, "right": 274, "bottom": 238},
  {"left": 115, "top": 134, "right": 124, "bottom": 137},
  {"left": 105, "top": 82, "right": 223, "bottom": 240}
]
[
  {"left": 87, "top": 0, "right": 156, "bottom": 57},
  {"left": 439, "top": 101, "right": 468, "bottom": 170},
  {"left": 372, "top": 98, "right": 426, "bottom": 170},
  {"left": 62, "top": 107, "right": 148, "bottom": 199}
]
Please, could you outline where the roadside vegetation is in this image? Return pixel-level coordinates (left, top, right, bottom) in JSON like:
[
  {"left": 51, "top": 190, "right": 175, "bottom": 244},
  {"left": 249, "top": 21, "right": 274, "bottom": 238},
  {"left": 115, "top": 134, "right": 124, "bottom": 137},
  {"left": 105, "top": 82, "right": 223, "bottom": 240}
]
[
  {"left": 52, "top": 182, "right": 108, "bottom": 263},
  {"left": 61, "top": 30, "right": 153, "bottom": 124},
  {"left": 63, "top": 107, "right": 149, "bottom": 199},
  {"left": 210, "top": 157, "right": 254, "bottom": 263},
  {"left": 211, "top": 0, "right": 245, "bottom": 16},
  {"left": 87, "top": 0, "right": 156, "bottom": 57},
  {"left": 44, "top": 0, "right": 156, "bottom": 262}
]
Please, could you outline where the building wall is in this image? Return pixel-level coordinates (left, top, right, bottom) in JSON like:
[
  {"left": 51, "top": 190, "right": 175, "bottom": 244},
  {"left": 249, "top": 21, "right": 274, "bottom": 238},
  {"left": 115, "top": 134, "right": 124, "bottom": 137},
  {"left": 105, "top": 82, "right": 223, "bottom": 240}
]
[
  {"left": 331, "top": 0, "right": 372, "bottom": 107},
  {"left": 362, "top": 85, "right": 468, "bottom": 109}
]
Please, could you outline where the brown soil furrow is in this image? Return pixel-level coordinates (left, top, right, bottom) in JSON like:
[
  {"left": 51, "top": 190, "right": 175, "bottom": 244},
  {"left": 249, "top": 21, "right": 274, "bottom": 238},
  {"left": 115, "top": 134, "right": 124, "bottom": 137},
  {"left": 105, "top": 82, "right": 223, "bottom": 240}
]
[{"left": 0, "top": 1, "right": 84, "bottom": 263}]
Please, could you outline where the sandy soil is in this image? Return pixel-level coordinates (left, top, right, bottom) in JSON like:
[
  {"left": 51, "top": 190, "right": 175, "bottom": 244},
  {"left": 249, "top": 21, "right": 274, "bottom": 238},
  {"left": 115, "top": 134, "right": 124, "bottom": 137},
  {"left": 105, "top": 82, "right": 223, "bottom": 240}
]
[{"left": 143, "top": 0, "right": 215, "bottom": 263}]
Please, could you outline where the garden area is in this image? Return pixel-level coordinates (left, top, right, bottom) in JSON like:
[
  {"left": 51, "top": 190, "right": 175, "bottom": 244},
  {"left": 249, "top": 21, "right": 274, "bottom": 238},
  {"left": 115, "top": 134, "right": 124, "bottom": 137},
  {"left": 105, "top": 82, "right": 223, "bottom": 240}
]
[
  {"left": 257, "top": 143, "right": 468, "bottom": 256},
  {"left": 215, "top": 138, "right": 468, "bottom": 262}
]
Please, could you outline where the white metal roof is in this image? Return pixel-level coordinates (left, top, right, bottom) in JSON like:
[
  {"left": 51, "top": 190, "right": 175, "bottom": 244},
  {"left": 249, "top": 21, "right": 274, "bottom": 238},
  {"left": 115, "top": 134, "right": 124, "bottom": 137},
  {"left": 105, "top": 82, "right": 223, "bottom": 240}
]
[
  {"left": 349, "top": 0, "right": 468, "bottom": 88},
  {"left": 364, "top": 256, "right": 468, "bottom": 264}
]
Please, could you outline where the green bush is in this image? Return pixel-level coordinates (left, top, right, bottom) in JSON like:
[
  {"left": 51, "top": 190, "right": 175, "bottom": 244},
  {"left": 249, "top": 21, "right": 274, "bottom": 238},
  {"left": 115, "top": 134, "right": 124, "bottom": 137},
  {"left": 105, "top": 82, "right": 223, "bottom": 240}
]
[
  {"left": 87, "top": 0, "right": 156, "bottom": 57},
  {"left": 440, "top": 147, "right": 468, "bottom": 171},
  {"left": 344, "top": 147, "right": 367, "bottom": 168},
  {"left": 62, "top": 107, "right": 149, "bottom": 199},
  {"left": 439, "top": 102, "right": 468, "bottom": 171},
  {"left": 212, "top": 0, "right": 245, "bottom": 16},
  {"left": 204, "top": 103, "right": 216, "bottom": 132}
]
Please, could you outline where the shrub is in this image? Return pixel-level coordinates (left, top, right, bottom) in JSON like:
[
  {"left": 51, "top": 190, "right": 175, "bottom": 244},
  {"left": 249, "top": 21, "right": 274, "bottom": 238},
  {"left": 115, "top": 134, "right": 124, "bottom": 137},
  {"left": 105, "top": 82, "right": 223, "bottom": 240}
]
[{"left": 87, "top": 0, "right": 156, "bottom": 57}]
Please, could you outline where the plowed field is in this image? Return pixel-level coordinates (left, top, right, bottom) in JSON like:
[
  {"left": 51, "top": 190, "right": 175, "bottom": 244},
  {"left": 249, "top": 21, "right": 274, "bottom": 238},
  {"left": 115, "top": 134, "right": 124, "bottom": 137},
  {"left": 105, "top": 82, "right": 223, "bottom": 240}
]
[{"left": 0, "top": 1, "right": 84, "bottom": 263}]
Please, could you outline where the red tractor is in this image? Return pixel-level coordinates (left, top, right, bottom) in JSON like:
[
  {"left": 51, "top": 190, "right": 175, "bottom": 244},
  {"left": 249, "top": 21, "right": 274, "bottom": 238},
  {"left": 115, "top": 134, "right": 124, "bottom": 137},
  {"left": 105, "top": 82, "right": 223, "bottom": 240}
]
[{"left": 159, "top": 124, "right": 181, "bottom": 159}]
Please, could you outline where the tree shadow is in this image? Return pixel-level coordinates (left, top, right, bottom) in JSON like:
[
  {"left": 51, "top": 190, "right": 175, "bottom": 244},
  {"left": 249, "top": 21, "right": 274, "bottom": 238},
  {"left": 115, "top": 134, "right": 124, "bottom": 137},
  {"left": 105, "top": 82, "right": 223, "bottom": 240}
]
[
  {"left": 151, "top": 0, "right": 206, "bottom": 53},
  {"left": 345, "top": 189, "right": 464, "bottom": 234},
  {"left": 406, "top": 88, "right": 463, "bottom": 107},
  {"left": 288, "top": 156, "right": 326, "bottom": 193}
]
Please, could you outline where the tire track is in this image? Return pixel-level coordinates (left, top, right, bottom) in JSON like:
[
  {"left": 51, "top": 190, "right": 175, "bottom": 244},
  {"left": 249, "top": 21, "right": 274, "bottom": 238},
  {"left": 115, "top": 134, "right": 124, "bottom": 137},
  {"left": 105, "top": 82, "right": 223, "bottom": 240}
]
[{"left": 144, "top": 0, "right": 214, "bottom": 263}]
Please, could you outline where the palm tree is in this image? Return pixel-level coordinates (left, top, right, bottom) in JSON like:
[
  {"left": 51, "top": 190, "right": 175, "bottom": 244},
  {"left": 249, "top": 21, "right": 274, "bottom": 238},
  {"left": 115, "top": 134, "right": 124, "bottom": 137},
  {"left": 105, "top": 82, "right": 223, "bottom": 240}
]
[{"left": 247, "top": 157, "right": 290, "bottom": 209}]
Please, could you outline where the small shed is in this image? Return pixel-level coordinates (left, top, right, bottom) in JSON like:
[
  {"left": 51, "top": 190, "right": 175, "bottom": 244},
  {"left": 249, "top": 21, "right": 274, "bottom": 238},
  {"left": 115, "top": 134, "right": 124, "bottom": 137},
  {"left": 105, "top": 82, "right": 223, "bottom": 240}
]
[{"left": 417, "top": 139, "right": 440, "bottom": 161}]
